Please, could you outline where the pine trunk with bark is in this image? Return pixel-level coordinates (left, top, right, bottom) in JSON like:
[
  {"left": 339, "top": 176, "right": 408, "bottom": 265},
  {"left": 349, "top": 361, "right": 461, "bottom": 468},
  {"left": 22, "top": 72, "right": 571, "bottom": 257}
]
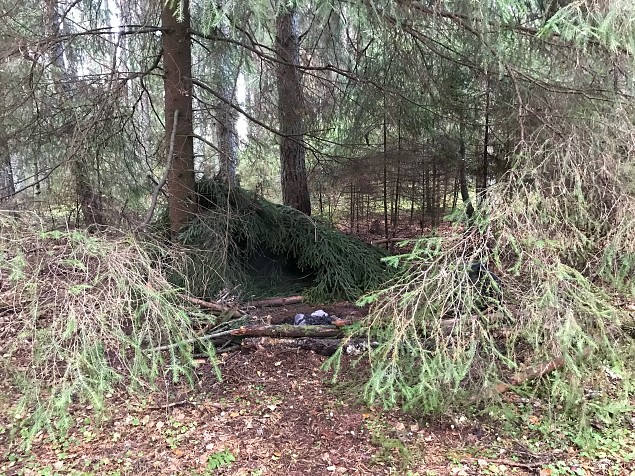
[
  {"left": 459, "top": 123, "right": 475, "bottom": 221},
  {"left": 215, "top": 22, "right": 239, "bottom": 185},
  {"left": 162, "top": 0, "right": 196, "bottom": 237},
  {"left": 275, "top": 9, "right": 311, "bottom": 215},
  {"left": 0, "top": 155, "right": 14, "bottom": 201}
]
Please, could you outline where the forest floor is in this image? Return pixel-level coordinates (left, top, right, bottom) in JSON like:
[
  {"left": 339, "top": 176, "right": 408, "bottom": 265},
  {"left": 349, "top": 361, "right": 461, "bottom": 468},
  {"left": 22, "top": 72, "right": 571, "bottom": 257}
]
[
  {"left": 0, "top": 220, "right": 633, "bottom": 475},
  {"left": 2, "top": 301, "right": 634, "bottom": 475}
]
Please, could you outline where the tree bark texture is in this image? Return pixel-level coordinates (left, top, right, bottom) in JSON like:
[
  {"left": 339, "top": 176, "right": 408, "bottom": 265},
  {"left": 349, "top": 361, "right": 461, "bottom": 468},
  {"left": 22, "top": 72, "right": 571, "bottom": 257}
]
[
  {"left": 459, "top": 125, "right": 475, "bottom": 221},
  {"left": 275, "top": 9, "right": 311, "bottom": 215},
  {"left": 477, "top": 71, "right": 491, "bottom": 203},
  {"left": 162, "top": 0, "right": 197, "bottom": 236},
  {"left": 215, "top": 22, "right": 239, "bottom": 185},
  {"left": 0, "top": 132, "right": 14, "bottom": 201}
]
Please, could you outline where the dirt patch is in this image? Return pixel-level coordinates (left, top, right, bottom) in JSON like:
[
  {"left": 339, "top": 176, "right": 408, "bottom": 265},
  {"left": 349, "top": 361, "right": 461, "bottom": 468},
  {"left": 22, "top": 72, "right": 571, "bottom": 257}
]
[
  {"left": 1, "top": 347, "right": 536, "bottom": 476},
  {"left": 2, "top": 343, "right": 632, "bottom": 475}
]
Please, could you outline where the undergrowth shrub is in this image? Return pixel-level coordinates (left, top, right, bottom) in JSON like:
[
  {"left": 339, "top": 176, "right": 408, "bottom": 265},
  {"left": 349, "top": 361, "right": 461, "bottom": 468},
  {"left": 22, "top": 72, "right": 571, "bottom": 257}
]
[
  {"left": 177, "top": 179, "right": 392, "bottom": 301},
  {"left": 0, "top": 214, "right": 219, "bottom": 448},
  {"left": 338, "top": 103, "right": 635, "bottom": 443}
]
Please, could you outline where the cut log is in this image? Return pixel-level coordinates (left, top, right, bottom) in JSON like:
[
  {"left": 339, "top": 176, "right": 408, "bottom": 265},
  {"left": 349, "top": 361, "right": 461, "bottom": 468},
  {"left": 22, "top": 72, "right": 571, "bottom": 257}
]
[
  {"left": 249, "top": 295, "right": 304, "bottom": 307},
  {"left": 241, "top": 336, "right": 373, "bottom": 356},
  {"left": 371, "top": 237, "right": 409, "bottom": 245},
  {"left": 241, "top": 337, "right": 342, "bottom": 355},
  {"left": 228, "top": 324, "right": 344, "bottom": 338}
]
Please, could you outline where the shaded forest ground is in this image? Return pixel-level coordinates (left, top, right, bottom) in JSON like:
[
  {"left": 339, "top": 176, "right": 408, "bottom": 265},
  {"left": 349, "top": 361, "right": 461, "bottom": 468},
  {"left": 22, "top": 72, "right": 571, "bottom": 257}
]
[
  {"left": 1, "top": 300, "right": 634, "bottom": 475},
  {"left": 1, "top": 216, "right": 634, "bottom": 475}
]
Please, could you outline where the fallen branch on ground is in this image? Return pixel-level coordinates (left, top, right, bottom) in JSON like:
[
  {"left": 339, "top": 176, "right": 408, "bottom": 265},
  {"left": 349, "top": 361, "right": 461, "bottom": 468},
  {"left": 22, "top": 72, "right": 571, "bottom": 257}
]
[
  {"left": 229, "top": 324, "right": 345, "bottom": 338},
  {"left": 370, "top": 237, "right": 410, "bottom": 245},
  {"left": 242, "top": 337, "right": 342, "bottom": 355},
  {"left": 241, "top": 336, "right": 375, "bottom": 356},
  {"left": 462, "top": 457, "right": 548, "bottom": 470},
  {"left": 476, "top": 347, "right": 593, "bottom": 400},
  {"left": 178, "top": 293, "right": 243, "bottom": 318},
  {"left": 148, "top": 323, "right": 350, "bottom": 352},
  {"left": 249, "top": 295, "right": 304, "bottom": 307}
]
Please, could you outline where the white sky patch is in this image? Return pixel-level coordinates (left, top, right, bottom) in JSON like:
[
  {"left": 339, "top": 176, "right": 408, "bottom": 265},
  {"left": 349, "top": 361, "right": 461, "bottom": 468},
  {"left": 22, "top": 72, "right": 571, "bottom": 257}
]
[{"left": 236, "top": 72, "right": 248, "bottom": 148}]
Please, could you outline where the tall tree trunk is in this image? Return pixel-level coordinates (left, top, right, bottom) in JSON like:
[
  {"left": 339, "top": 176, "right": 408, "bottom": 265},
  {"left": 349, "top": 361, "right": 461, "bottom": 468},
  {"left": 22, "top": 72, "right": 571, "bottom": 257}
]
[
  {"left": 275, "top": 8, "right": 311, "bottom": 215},
  {"left": 442, "top": 174, "right": 449, "bottom": 210},
  {"left": 349, "top": 181, "right": 354, "bottom": 232},
  {"left": 382, "top": 108, "right": 389, "bottom": 240},
  {"left": 162, "top": 0, "right": 196, "bottom": 237},
  {"left": 392, "top": 117, "right": 402, "bottom": 231},
  {"left": 459, "top": 122, "right": 475, "bottom": 220},
  {"left": 0, "top": 151, "right": 14, "bottom": 202},
  {"left": 430, "top": 157, "right": 437, "bottom": 227},
  {"left": 477, "top": 71, "right": 491, "bottom": 203},
  {"left": 45, "top": 0, "right": 103, "bottom": 226},
  {"left": 215, "top": 22, "right": 239, "bottom": 185},
  {"left": 452, "top": 177, "right": 459, "bottom": 210}
]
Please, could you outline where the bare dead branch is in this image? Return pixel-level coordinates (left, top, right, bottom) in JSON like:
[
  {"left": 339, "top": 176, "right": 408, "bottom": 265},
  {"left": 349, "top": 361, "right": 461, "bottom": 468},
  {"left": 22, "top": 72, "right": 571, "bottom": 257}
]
[
  {"left": 248, "top": 295, "right": 304, "bottom": 307},
  {"left": 178, "top": 293, "right": 243, "bottom": 319},
  {"left": 140, "top": 109, "right": 178, "bottom": 231},
  {"left": 477, "top": 347, "right": 594, "bottom": 400}
]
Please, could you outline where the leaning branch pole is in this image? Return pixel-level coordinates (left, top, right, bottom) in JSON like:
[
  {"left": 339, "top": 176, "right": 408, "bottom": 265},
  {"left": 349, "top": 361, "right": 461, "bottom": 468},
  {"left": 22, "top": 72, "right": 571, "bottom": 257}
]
[{"left": 140, "top": 109, "right": 179, "bottom": 231}]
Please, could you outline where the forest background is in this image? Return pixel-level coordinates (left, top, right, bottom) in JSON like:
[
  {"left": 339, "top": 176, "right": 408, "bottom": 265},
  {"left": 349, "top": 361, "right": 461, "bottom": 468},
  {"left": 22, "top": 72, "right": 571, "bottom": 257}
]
[{"left": 2, "top": 0, "right": 635, "bottom": 473}]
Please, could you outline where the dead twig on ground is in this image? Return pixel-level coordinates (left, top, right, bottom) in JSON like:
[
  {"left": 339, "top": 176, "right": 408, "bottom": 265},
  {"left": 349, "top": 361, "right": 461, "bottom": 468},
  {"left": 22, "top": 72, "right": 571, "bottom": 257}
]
[
  {"left": 462, "top": 457, "right": 548, "bottom": 470},
  {"left": 178, "top": 293, "right": 243, "bottom": 318},
  {"left": 140, "top": 109, "right": 178, "bottom": 231},
  {"left": 476, "top": 347, "right": 593, "bottom": 400}
]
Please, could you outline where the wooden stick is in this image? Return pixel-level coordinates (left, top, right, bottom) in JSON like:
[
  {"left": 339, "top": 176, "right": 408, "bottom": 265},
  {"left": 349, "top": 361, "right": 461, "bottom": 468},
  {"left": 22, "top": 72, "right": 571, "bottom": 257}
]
[
  {"left": 140, "top": 109, "right": 178, "bottom": 231},
  {"left": 248, "top": 295, "right": 304, "bottom": 307},
  {"left": 371, "top": 237, "right": 409, "bottom": 245},
  {"left": 478, "top": 347, "right": 593, "bottom": 399},
  {"left": 178, "top": 293, "right": 242, "bottom": 318},
  {"left": 462, "top": 457, "right": 547, "bottom": 470},
  {"left": 241, "top": 336, "right": 373, "bottom": 356},
  {"left": 229, "top": 324, "right": 344, "bottom": 338}
]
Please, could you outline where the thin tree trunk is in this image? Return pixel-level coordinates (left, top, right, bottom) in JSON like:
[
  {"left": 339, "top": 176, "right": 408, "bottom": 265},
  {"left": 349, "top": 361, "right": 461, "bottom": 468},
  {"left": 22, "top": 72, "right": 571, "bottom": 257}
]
[
  {"left": 430, "top": 157, "right": 437, "bottom": 227},
  {"left": 356, "top": 188, "right": 361, "bottom": 233},
  {"left": 409, "top": 172, "right": 416, "bottom": 222},
  {"left": 215, "top": 22, "right": 239, "bottom": 185},
  {"left": 162, "top": 0, "right": 196, "bottom": 236},
  {"left": 276, "top": 8, "right": 311, "bottom": 214},
  {"left": 349, "top": 182, "right": 354, "bottom": 232},
  {"left": 34, "top": 160, "right": 41, "bottom": 196},
  {"left": 459, "top": 123, "right": 475, "bottom": 220},
  {"left": 45, "top": 0, "right": 103, "bottom": 226},
  {"left": 442, "top": 174, "right": 449, "bottom": 210},
  {"left": 477, "top": 71, "right": 491, "bottom": 203},
  {"left": 0, "top": 153, "right": 14, "bottom": 201},
  {"left": 392, "top": 118, "right": 401, "bottom": 231},
  {"left": 420, "top": 166, "right": 426, "bottom": 230},
  {"left": 452, "top": 176, "right": 459, "bottom": 210},
  {"left": 382, "top": 110, "right": 389, "bottom": 240}
]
